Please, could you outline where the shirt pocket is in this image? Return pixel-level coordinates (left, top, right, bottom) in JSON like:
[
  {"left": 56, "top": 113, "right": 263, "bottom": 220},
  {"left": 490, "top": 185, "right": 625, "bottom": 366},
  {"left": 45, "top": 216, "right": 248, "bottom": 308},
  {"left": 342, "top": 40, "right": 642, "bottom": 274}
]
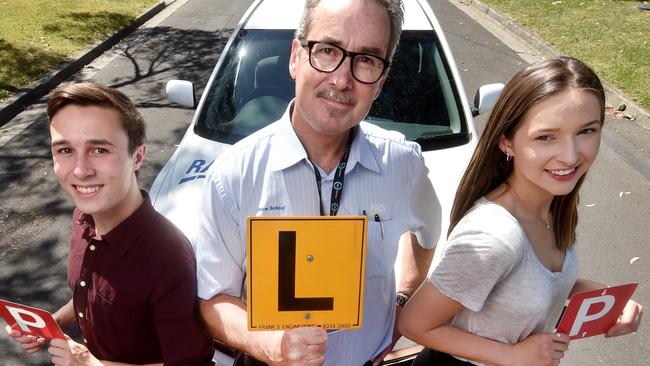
[
  {"left": 91, "top": 277, "right": 144, "bottom": 335},
  {"left": 366, "top": 219, "right": 400, "bottom": 278}
]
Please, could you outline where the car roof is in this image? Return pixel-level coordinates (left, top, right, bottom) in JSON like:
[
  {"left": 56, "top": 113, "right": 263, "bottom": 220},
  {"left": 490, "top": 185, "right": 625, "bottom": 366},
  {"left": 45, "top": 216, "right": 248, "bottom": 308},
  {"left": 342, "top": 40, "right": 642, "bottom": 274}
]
[{"left": 244, "top": 0, "right": 432, "bottom": 31}]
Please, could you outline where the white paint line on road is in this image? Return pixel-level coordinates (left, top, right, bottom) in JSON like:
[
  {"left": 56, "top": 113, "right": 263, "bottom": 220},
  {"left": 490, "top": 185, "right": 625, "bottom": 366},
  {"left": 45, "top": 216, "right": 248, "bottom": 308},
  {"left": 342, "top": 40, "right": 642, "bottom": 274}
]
[
  {"left": 78, "top": 0, "right": 193, "bottom": 81},
  {"left": 144, "top": 0, "right": 193, "bottom": 29}
]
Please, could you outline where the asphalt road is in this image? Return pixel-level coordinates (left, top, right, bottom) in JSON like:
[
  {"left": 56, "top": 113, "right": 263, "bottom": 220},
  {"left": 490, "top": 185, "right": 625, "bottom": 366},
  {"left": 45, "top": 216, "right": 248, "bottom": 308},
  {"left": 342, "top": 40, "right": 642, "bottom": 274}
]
[{"left": 0, "top": 0, "right": 648, "bottom": 365}]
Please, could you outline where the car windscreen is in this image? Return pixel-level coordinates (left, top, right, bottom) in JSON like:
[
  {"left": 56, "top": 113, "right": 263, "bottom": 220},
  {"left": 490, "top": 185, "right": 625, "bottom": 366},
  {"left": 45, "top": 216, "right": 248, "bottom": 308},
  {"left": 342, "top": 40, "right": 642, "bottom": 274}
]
[{"left": 194, "top": 29, "right": 467, "bottom": 151}]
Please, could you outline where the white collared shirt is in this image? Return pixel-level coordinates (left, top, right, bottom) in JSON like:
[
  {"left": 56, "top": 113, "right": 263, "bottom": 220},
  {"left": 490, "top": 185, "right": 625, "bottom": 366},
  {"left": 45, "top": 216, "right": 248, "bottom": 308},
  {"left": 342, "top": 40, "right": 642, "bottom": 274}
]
[{"left": 194, "top": 102, "right": 441, "bottom": 365}]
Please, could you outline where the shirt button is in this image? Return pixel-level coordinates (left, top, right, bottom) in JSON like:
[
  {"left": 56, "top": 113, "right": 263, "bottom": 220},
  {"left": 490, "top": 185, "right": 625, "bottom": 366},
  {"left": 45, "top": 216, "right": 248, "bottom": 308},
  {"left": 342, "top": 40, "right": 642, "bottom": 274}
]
[
  {"left": 79, "top": 281, "right": 86, "bottom": 287},
  {"left": 78, "top": 312, "right": 84, "bottom": 318},
  {"left": 89, "top": 244, "right": 96, "bottom": 251}
]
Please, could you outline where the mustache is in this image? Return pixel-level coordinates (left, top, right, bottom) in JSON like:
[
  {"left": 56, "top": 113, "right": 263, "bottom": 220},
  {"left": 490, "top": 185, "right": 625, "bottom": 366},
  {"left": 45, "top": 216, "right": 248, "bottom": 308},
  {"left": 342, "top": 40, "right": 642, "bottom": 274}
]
[{"left": 316, "top": 89, "right": 356, "bottom": 105}]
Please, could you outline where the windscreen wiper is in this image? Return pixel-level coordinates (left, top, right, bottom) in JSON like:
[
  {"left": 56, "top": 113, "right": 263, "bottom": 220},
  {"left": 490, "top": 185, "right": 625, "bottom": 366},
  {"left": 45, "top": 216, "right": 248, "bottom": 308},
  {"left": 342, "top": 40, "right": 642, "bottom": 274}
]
[{"left": 413, "top": 131, "right": 471, "bottom": 151}]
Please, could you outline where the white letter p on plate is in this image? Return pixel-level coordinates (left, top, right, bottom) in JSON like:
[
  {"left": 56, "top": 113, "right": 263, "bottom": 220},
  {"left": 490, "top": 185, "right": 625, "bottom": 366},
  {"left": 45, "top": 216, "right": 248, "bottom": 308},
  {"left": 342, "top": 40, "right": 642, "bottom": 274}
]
[
  {"left": 569, "top": 294, "right": 615, "bottom": 337},
  {"left": 6, "top": 306, "right": 46, "bottom": 333}
]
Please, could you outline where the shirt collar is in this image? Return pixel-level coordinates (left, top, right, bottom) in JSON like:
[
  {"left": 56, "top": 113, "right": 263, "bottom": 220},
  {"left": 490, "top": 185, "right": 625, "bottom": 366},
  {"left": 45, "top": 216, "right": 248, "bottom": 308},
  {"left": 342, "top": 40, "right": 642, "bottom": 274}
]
[
  {"left": 269, "top": 101, "right": 311, "bottom": 172},
  {"left": 349, "top": 123, "right": 381, "bottom": 174},
  {"left": 78, "top": 190, "right": 156, "bottom": 257},
  {"left": 270, "top": 101, "right": 382, "bottom": 175}
]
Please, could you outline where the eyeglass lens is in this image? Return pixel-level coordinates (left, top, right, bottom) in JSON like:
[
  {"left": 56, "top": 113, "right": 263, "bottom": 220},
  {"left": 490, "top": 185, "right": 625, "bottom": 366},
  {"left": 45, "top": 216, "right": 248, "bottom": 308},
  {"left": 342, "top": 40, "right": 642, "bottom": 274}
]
[{"left": 309, "top": 42, "right": 385, "bottom": 83}]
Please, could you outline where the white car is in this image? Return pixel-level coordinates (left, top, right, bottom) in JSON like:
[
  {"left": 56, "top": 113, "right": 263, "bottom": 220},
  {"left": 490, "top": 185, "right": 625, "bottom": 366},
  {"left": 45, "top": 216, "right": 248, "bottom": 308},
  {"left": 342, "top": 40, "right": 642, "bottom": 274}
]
[{"left": 151, "top": 0, "right": 501, "bottom": 364}]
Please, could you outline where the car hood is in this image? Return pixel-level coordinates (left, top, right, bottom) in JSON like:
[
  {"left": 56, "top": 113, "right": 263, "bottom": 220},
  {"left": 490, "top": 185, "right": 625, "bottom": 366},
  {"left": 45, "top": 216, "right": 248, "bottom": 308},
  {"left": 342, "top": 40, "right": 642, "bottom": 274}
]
[
  {"left": 150, "top": 130, "right": 232, "bottom": 239},
  {"left": 421, "top": 140, "right": 475, "bottom": 245}
]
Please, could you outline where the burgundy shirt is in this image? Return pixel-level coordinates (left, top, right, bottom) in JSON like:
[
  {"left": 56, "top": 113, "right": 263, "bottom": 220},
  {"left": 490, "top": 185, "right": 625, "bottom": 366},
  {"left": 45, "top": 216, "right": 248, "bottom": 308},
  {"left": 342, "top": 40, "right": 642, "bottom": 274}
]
[{"left": 68, "top": 192, "right": 213, "bottom": 365}]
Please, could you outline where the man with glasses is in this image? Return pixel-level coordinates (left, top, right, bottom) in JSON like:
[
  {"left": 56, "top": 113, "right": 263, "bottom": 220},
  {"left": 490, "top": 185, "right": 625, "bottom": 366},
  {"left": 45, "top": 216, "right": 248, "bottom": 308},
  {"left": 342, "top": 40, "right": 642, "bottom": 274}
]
[{"left": 195, "top": 0, "right": 441, "bottom": 365}]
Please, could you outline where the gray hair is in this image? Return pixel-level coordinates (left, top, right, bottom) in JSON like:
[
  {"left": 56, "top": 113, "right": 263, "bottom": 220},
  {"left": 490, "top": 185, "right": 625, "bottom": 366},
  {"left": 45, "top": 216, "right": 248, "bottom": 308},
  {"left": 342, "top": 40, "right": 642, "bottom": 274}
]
[{"left": 295, "top": 0, "right": 404, "bottom": 62}]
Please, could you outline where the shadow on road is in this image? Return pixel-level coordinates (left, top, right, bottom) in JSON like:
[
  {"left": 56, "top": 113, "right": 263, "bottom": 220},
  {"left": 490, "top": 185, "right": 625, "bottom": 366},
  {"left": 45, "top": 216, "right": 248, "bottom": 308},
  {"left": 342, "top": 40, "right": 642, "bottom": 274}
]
[
  {"left": 101, "top": 26, "right": 232, "bottom": 187},
  {"left": 109, "top": 26, "right": 231, "bottom": 89}
]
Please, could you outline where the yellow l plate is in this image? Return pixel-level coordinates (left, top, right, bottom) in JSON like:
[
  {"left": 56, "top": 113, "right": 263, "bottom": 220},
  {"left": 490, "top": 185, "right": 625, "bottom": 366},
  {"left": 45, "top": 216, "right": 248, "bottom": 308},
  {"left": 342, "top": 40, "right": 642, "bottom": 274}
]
[{"left": 246, "top": 216, "right": 367, "bottom": 331}]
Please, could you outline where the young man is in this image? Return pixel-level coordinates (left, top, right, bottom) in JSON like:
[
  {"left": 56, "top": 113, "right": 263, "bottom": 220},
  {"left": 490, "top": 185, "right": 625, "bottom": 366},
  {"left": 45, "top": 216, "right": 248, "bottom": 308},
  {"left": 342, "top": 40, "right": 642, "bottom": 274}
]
[
  {"left": 194, "top": 1, "right": 442, "bottom": 365},
  {"left": 5, "top": 82, "right": 214, "bottom": 365}
]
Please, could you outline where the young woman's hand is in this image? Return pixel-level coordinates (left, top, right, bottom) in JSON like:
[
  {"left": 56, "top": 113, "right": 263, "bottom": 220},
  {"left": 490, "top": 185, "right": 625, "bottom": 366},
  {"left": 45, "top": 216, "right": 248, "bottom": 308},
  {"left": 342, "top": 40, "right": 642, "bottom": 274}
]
[
  {"left": 510, "top": 333, "right": 570, "bottom": 366},
  {"left": 606, "top": 299, "right": 643, "bottom": 338}
]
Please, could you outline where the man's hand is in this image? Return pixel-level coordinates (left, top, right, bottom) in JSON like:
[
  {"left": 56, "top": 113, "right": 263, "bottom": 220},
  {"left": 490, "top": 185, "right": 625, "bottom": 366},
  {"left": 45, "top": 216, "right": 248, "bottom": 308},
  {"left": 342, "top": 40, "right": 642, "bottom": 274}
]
[
  {"left": 263, "top": 327, "right": 328, "bottom": 366},
  {"left": 5, "top": 324, "right": 47, "bottom": 354},
  {"left": 371, "top": 304, "right": 402, "bottom": 366},
  {"left": 510, "top": 333, "right": 570, "bottom": 366},
  {"left": 606, "top": 299, "right": 643, "bottom": 338},
  {"left": 48, "top": 336, "right": 102, "bottom": 366}
]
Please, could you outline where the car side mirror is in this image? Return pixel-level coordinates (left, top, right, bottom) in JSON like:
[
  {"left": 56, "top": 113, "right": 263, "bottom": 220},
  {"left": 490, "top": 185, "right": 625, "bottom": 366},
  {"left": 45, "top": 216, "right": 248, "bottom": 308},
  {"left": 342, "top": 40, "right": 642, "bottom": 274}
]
[
  {"left": 166, "top": 80, "right": 195, "bottom": 108},
  {"left": 472, "top": 83, "right": 504, "bottom": 117}
]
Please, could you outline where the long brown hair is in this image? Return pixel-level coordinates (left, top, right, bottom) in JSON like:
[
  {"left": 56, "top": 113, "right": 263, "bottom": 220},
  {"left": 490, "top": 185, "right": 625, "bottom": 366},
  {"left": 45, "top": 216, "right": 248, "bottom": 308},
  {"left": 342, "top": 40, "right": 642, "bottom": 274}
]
[{"left": 449, "top": 57, "right": 605, "bottom": 250}]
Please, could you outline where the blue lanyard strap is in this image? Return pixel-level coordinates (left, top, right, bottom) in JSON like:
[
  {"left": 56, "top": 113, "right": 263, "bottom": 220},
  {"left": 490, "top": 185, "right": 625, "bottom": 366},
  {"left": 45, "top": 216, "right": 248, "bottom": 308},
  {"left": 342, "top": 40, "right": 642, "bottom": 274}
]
[{"left": 311, "top": 132, "right": 353, "bottom": 216}]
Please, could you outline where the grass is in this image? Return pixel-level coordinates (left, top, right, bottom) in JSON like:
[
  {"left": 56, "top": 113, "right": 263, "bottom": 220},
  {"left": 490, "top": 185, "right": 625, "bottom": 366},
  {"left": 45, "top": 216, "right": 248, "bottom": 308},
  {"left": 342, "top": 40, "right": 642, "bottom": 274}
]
[
  {"left": 480, "top": 0, "right": 650, "bottom": 111},
  {"left": 0, "top": 0, "right": 159, "bottom": 101}
]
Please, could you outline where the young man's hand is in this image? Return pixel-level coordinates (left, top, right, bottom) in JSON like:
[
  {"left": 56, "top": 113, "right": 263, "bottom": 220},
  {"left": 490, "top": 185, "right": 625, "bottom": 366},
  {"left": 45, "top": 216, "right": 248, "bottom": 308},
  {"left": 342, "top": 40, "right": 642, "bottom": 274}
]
[
  {"left": 48, "top": 336, "right": 102, "bottom": 366},
  {"left": 5, "top": 324, "right": 47, "bottom": 354}
]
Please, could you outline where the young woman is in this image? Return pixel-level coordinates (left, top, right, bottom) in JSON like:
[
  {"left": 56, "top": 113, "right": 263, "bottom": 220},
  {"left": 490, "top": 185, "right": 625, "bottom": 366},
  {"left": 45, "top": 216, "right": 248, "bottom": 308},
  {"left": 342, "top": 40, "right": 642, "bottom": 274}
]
[{"left": 398, "top": 57, "right": 643, "bottom": 366}]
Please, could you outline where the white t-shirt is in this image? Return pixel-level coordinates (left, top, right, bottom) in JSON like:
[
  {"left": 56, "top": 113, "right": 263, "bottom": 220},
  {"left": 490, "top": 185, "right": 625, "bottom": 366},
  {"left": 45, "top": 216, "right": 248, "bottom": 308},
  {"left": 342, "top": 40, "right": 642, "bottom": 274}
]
[{"left": 428, "top": 197, "right": 579, "bottom": 365}]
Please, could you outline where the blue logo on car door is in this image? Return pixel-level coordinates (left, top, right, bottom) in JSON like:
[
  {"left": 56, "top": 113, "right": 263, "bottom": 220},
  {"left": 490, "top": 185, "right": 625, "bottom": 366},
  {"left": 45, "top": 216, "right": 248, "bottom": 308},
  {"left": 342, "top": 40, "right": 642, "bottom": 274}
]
[{"left": 178, "top": 159, "right": 213, "bottom": 184}]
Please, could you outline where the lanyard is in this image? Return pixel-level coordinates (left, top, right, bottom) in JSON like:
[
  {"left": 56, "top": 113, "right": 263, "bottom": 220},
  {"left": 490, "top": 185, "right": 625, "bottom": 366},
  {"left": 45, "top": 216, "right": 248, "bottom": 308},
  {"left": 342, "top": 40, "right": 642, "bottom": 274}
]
[{"left": 310, "top": 133, "right": 353, "bottom": 216}]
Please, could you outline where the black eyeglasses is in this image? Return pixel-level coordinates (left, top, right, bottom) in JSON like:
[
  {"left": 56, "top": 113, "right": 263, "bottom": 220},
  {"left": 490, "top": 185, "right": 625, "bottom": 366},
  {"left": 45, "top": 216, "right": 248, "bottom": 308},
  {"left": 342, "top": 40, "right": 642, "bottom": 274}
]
[{"left": 299, "top": 40, "right": 390, "bottom": 84}]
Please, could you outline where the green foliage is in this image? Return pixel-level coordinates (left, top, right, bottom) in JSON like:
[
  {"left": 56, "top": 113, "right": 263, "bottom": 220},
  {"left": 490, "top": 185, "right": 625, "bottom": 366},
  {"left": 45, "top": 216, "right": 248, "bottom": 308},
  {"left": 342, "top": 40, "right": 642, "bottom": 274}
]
[
  {"left": 481, "top": 0, "right": 650, "bottom": 110},
  {"left": 0, "top": 0, "right": 158, "bottom": 101}
]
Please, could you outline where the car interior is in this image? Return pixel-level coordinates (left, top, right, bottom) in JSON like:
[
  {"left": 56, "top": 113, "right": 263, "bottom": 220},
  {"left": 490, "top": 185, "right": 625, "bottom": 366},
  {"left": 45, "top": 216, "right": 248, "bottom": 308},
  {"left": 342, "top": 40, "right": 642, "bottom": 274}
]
[{"left": 196, "top": 29, "right": 465, "bottom": 149}]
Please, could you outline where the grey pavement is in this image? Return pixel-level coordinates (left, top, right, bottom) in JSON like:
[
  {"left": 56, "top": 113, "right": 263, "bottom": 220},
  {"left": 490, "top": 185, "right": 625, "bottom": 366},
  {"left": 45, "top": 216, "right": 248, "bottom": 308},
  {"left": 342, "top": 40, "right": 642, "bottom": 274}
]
[{"left": 0, "top": 0, "right": 648, "bottom": 365}]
